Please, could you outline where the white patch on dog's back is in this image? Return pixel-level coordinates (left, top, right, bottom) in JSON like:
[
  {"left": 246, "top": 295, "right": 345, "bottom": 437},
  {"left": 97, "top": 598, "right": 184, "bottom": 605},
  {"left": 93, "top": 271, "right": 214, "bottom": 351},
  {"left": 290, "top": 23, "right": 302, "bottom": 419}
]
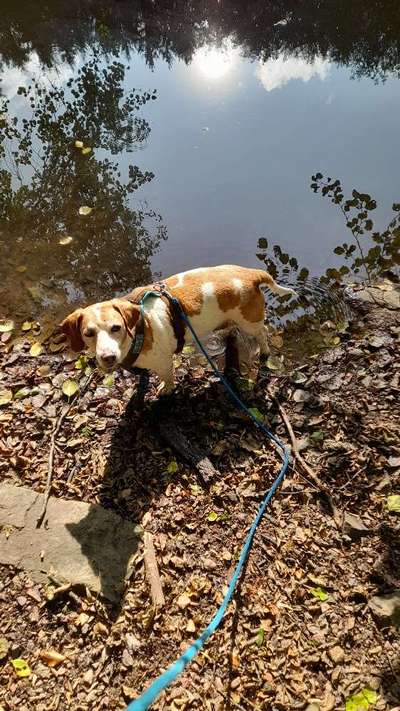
[
  {"left": 233, "top": 278, "right": 243, "bottom": 291},
  {"left": 201, "top": 281, "right": 215, "bottom": 298}
]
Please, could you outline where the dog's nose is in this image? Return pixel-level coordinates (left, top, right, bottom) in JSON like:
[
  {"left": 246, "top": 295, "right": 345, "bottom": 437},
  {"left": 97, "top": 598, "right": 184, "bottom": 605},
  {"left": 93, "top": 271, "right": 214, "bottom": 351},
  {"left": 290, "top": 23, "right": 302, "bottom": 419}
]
[{"left": 101, "top": 353, "right": 117, "bottom": 367}]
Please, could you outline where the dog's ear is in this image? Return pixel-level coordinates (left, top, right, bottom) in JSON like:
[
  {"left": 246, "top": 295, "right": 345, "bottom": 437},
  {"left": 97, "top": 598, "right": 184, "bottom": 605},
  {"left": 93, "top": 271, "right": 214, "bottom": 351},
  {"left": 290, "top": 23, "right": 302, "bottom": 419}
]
[
  {"left": 60, "top": 309, "right": 84, "bottom": 352},
  {"left": 112, "top": 300, "right": 141, "bottom": 335}
]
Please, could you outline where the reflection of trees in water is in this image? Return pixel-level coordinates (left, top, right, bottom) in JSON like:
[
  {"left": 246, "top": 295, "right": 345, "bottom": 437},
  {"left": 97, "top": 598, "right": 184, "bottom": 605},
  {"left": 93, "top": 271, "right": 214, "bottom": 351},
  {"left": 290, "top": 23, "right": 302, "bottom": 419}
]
[
  {"left": 256, "top": 176, "right": 400, "bottom": 322},
  {"left": 1, "top": 1, "right": 400, "bottom": 81},
  {"left": 0, "top": 53, "right": 167, "bottom": 319}
]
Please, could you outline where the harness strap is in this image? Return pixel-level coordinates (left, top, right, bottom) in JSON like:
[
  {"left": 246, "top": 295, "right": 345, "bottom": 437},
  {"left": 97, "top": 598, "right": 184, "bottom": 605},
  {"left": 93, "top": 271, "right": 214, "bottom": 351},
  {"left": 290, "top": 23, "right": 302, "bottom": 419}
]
[{"left": 120, "top": 284, "right": 186, "bottom": 373}]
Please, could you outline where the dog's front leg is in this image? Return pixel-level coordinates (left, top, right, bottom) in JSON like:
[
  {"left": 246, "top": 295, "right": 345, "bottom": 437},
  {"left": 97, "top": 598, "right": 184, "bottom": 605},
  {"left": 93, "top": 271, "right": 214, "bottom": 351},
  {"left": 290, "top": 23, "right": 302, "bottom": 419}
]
[{"left": 154, "top": 358, "right": 175, "bottom": 396}]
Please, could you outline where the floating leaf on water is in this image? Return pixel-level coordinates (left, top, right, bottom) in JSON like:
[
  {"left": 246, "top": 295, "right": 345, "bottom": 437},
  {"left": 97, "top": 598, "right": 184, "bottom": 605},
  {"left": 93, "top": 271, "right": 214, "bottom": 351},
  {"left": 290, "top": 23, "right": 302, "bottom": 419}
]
[
  {"left": 103, "top": 374, "right": 114, "bottom": 387},
  {"left": 15, "top": 265, "right": 27, "bottom": 273},
  {"left": 79, "top": 206, "right": 93, "bottom": 216},
  {"left": 310, "top": 586, "right": 329, "bottom": 601},
  {"left": 266, "top": 355, "right": 282, "bottom": 371},
  {"left": 0, "top": 390, "right": 13, "bottom": 407},
  {"left": 0, "top": 320, "right": 14, "bottom": 333},
  {"left": 248, "top": 407, "right": 265, "bottom": 422},
  {"left": 11, "top": 658, "right": 31, "bottom": 677},
  {"left": 207, "top": 511, "right": 219, "bottom": 522},
  {"left": 62, "top": 379, "right": 79, "bottom": 398},
  {"left": 21, "top": 321, "right": 32, "bottom": 332},
  {"left": 81, "top": 147, "right": 92, "bottom": 155},
  {"left": 293, "top": 389, "right": 310, "bottom": 403},
  {"left": 255, "top": 628, "right": 265, "bottom": 647},
  {"left": 75, "top": 140, "right": 84, "bottom": 148},
  {"left": 387, "top": 495, "right": 400, "bottom": 513},
  {"left": 167, "top": 460, "right": 179, "bottom": 474},
  {"left": 345, "top": 688, "right": 377, "bottom": 711},
  {"left": 39, "top": 649, "right": 66, "bottom": 667},
  {"left": 59, "top": 236, "right": 73, "bottom": 246},
  {"left": 29, "top": 342, "right": 43, "bottom": 357}
]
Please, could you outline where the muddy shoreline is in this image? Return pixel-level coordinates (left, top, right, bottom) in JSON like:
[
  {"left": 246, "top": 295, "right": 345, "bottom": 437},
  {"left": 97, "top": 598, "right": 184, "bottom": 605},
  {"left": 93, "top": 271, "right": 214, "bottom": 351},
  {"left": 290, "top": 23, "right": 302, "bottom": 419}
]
[{"left": 0, "top": 282, "right": 399, "bottom": 711}]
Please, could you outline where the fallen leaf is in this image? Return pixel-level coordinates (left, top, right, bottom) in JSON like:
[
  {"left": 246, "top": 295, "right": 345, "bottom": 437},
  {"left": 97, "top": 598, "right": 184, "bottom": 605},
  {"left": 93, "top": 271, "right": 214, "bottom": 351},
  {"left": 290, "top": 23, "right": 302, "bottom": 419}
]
[
  {"left": 103, "top": 374, "right": 114, "bottom": 387},
  {"left": 345, "top": 688, "right": 377, "bottom": 711},
  {"left": 186, "top": 619, "right": 196, "bottom": 633},
  {"left": 49, "top": 341, "right": 65, "bottom": 353},
  {"left": 167, "top": 460, "right": 179, "bottom": 474},
  {"left": 15, "top": 265, "right": 27, "bottom": 273},
  {"left": 14, "top": 388, "right": 31, "bottom": 400},
  {"left": 177, "top": 592, "right": 191, "bottom": 609},
  {"left": 310, "top": 587, "right": 329, "bottom": 601},
  {"left": 39, "top": 649, "right": 66, "bottom": 667},
  {"left": 62, "top": 379, "right": 79, "bottom": 398},
  {"left": 79, "top": 206, "right": 93, "bottom": 216},
  {"left": 0, "top": 320, "right": 14, "bottom": 333},
  {"left": 248, "top": 407, "right": 265, "bottom": 422},
  {"left": 75, "top": 355, "right": 88, "bottom": 370},
  {"left": 21, "top": 321, "right": 33, "bottom": 332},
  {"left": 269, "top": 333, "right": 284, "bottom": 349},
  {"left": 255, "top": 628, "right": 264, "bottom": 647},
  {"left": 266, "top": 355, "right": 283, "bottom": 371},
  {"left": 309, "top": 430, "right": 324, "bottom": 444},
  {"left": 11, "top": 658, "right": 31, "bottom": 677},
  {"left": 292, "top": 371, "right": 307, "bottom": 384},
  {"left": 387, "top": 495, "right": 400, "bottom": 513},
  {"left": 59, "top": 236, "right": 73, "bottom": 246},
  {"left": 75, "top": 140, "right": 84, "bottom": 148},
  {"left": 207, "top": 511, "right": 219, "bottom": 522},
  {"left": 293, "top": 389, "right": 310, "bottom": 402},
  {"left": 0, "top": 390, "right": 13, "bottom": 407},
  {"left": 29, "top": 342, "right": 43, "bottom": 356},
  {"left": 81, "top": 147, "right": 92, "bottom": 155},
  {"left": 0, "top": 637, "right": 9, "bottom": 660},
  {"left": 387, "top": 456, "right": 400, "bottom": 469}
]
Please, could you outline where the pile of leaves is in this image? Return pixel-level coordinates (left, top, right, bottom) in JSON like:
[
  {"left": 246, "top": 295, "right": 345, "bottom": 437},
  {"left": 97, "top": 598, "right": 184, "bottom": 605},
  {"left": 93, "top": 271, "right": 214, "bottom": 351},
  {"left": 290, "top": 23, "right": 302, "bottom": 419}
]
[{"left": 0, "top": 284, "right": 399, "bottom": 711}]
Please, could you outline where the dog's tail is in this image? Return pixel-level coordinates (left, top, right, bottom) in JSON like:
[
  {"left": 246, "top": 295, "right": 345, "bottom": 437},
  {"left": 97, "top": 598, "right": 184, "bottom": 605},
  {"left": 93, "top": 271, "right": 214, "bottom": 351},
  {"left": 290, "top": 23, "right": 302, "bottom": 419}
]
[{"left": 255, "top": 269, "right": 297, "bottom": 298}]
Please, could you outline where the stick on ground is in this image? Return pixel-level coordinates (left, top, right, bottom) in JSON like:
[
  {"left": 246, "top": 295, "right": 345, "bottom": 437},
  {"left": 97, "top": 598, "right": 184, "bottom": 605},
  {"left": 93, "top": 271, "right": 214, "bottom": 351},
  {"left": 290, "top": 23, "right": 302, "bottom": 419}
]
[{"left": 143, "top": 531, "right": 165, "bottom": 607}]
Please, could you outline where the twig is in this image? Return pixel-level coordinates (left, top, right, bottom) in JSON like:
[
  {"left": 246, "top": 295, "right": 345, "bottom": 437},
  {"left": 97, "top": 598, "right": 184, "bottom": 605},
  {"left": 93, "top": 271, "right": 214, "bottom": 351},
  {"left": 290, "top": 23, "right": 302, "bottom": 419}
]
[
  {"left": 36, "top": 373, "right": 93, "bottom": 527},
  {"left": 267, "top": 387, "right": 329, "bottom": 494},
  {"left": 143, "top": 531, "right": 165, "bottom": 607}
]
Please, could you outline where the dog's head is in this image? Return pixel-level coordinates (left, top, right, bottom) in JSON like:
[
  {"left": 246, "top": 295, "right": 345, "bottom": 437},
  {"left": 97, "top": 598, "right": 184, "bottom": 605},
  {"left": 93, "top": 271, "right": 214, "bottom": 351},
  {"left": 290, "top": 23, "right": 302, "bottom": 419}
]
[{"left": 60, "top": 299, "right": 140, "bottom": 372}]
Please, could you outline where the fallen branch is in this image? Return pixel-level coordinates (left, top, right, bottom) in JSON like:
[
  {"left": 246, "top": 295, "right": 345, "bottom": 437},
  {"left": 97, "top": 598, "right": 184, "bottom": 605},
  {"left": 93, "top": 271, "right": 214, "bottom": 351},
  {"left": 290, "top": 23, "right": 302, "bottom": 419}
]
[
  {"left": 143, "top": 532, "right": 165, "bottom": 607},
  {"left": 36, "top": 373, "right": 93, "bottom": 527},
  {"left": 267, "top": 387, "right": 329, "bottom": 494},
  {"left": 157, "top": 419, "right": 219, "bottom": 485}
]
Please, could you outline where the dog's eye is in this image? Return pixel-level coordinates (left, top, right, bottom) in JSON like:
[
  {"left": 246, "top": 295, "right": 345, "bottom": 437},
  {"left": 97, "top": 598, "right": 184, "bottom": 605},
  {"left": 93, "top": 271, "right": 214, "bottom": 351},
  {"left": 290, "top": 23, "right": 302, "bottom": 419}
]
[
  {"left": 84, "top": 329, "right": 95, "bottom": 338},
  {"left": 111, "top": 324, "right": 121, "bottom": 333}
]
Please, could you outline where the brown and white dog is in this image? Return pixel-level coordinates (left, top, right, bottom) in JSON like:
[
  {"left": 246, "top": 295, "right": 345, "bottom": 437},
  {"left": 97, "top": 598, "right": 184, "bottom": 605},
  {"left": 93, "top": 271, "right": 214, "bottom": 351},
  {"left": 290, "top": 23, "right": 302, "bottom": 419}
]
[{"left": 61, "top": 265, "right": 294, "bottom": 395}]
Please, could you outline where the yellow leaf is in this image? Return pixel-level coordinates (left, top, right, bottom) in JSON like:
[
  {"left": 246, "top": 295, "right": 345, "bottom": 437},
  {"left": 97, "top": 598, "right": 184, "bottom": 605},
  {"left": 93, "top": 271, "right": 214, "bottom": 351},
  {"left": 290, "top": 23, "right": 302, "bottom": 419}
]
[
  {"left": 39, "top": 649, "right": 66, "bottom": 667},
  {"left": 29, "top": 342, "right": 43, "bottom": 356},
  {"left": 79, "top": 206, "right": 92, "bottom": 216},
  {"left": 81, "top": 147, "right": 92, "bottom": 155},
  {"left": 0, "top": 390, "right": 13, "bottom": 407},
  {"left": 167, "top": 460, "right": 178, "bottom": 473},
  {"left": 11, "top": 658, "right": 31, "bottom": 677},
  {"left": 16, "top": 265, "right": 27, "bottom": 273},
  {"left": 0, "top": 320, "right": 14, "bottom": 333},
  {"left": 62, "top": 379, "right": 79, "bottom": 398},
  {"left": 75, "top": 140, "right": 84, "bottom": 148},
  {"left": 21, "top": 321, "right": 32, "bottom": 331},
  {"left": 59, "top": 236, "right": 73, "bottom": 246}
]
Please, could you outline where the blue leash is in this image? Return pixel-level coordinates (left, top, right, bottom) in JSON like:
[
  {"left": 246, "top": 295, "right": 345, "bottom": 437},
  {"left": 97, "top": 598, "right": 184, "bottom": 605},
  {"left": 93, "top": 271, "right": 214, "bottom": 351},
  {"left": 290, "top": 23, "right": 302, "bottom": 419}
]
[{"left": 125, "top": 291, "right": 290, "bottom": 711}]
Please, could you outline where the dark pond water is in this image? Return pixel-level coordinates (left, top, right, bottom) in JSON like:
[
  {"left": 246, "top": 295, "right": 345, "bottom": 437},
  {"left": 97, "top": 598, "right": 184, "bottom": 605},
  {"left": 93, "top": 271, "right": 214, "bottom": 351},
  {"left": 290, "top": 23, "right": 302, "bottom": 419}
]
[{"left": 1, "top": 1, "right": 399, "bottom": 329}]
